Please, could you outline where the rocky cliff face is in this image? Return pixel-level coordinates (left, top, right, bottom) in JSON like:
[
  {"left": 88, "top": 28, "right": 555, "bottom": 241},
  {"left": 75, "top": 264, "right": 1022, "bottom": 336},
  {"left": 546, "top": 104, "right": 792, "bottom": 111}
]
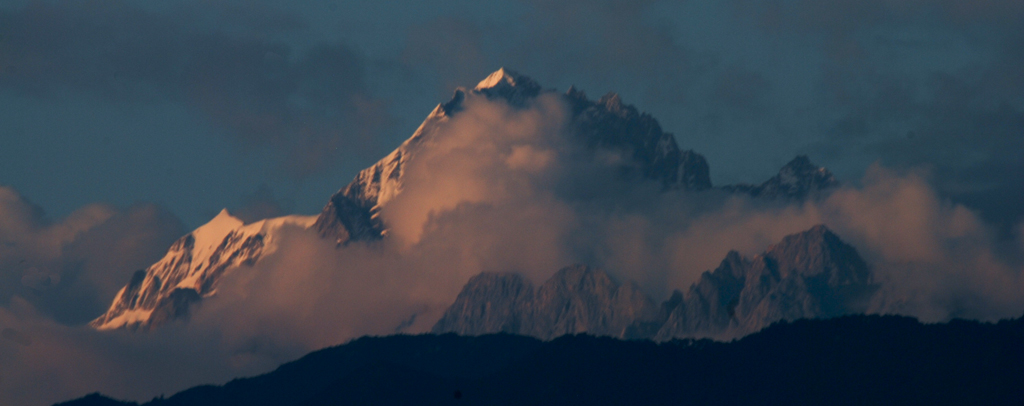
[
  {"left": 657, "top": 224, "right": 876, "bottom": 340},
  {"left": 431, "top": 272, "right": 536, "bottom": 336},
  {"left": 434, "top": 225, "right": 878, "bottom": 341},
  {"left": 432, "top": 264, "right": 660, "bottom": 340},
  {"left": 566, "top": 88, "right": 712, "bottom": 191},
  {"left": 313, "top": 68, "right": 714, "bottom": 245},
  {"left": 529, "top": 264, "right": 661, "bottom": 339}
]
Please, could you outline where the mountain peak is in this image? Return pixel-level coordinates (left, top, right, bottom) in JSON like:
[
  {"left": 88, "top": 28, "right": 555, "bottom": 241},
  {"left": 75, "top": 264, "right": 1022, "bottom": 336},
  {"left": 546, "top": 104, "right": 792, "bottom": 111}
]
[
  {"left": 212, "top": 207, "right": 239, "bottom": 222},
  {"left": 431, "top": 272, "right": 535, "bottom": 336},
  {"left": 804, "top": 223, "right": 833, "bottom": 238},
  {"left": 723, "top": 155, "right": 839, "bottom": 199},
  {"left": 767, "top": 224, "right": 841, "bottom": 257},
  {"left": 565, "top": 85, "right": 587, "bottom": 100},
  {"left": 654, "top": 224, "right": 875, "bottom": 340},
  {"left": 776, "top": 155, "right": 837, "bottom": 189},
  {"left": 433, "top": 264, "right": 660, "bottom": 340},
  {"left": 471, "top": 68, "right": 542, "bottom": 107},
  {"left": 764, "top": 224, "right": 872, "bottom": 284},
  {"left": 192, "top": 209, "right": 244, "bottom": 251},
  {"left": 93, "top": 211, "right": 316, "bottom": 330},
  {"left": 565, "top": 90, "right": 712, "bottom": 191},
  {"left": 475, "top": 67, "right": 522, "bottom": 90},
  {"left": 549, "top": 263, "right": 612, "bottom": 284},
  {"left": 782, "top": 155, "right": 814, "bottom": 171}
]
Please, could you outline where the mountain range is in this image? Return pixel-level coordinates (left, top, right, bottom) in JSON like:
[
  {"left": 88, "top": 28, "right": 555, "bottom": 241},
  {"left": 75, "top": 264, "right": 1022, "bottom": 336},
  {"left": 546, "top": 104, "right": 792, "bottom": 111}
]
[
  {"left": 433, "top": 225, "right": 877, "bottom": 340},
  {"left": 92, "top": 68, "right": 844, "bottom": 333}
]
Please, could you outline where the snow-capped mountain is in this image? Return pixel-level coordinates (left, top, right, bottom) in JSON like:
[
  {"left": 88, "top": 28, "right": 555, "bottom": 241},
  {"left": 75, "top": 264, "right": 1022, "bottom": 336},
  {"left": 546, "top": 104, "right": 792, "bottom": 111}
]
[
  {"left": 433, "top": 225, "right": 878, "bottom": 340},
  {"left": 91, "top": 211, "right": 315, "bottom": 330},
  {"left": 94, "top": 68, "right": 844, "bottom": 331},
  {"left": 312, "top": 68, "right": 713, "bottom": 245}
]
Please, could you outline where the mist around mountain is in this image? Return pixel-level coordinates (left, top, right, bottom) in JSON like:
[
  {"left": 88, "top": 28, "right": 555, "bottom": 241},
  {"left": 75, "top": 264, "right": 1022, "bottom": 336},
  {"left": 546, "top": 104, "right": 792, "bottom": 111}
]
[
  {"left": 433, "top": 224, "right": 879, "bottom": 341},
  {"left": 92, "top": 69, "right": 849, "bottom": 332},
  {"left": 5, "top": 69, "right": 1022, "bottom": 406},
  {"left": 90, "top": 212, "right": 316, "bottom": 331},
  {"left": 58, "top": 313, "right": 1024, "bottom": 406}
]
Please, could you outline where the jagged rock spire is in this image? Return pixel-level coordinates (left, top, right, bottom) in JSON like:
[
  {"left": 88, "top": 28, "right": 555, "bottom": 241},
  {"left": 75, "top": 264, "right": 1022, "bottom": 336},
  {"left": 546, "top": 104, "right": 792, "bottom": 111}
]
[{"left": 724, "top": 155, "right": 839, "bottom": 199}]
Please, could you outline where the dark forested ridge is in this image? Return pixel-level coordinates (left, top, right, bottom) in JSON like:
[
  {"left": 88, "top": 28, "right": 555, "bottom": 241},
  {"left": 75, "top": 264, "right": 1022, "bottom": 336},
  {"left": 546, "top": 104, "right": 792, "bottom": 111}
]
[{"left": 58, "top": 314, "right": 1024, "bottom": 406}]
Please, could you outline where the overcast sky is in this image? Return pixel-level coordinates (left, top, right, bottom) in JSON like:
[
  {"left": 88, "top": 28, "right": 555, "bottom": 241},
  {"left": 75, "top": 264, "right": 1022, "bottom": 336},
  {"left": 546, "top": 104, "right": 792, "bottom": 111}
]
[{"left": 1, "top": 0, "right": 1020, "bottom": 232}]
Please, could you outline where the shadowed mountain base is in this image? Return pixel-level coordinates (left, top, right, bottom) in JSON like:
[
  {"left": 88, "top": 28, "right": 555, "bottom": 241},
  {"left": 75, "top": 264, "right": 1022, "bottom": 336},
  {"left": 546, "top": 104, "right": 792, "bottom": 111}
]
[{"left": 59, "top": 313, "right": 1024, "bottom": 406}]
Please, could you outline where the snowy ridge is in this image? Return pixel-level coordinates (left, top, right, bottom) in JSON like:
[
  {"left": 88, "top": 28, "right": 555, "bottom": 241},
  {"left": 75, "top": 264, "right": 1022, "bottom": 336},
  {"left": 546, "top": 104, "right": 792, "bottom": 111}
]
[
  {"left": 311, "top": 98, "right": 453, "bottom": 244},
  {"left": 312, "top": 69, "right": 539, "bottom": 244},
  {"left": 91, "top": 211, "right": 316, "bottom": 330},
  {"left": 474, "top": 67, "right": 518, "bottom": 90}
]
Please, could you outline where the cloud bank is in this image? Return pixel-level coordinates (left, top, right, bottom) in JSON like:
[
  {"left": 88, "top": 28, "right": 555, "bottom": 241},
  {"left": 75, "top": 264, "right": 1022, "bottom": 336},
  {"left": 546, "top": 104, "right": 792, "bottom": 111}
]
[
  {"left": 0, "top": 187, "right": 184, "bottom": 325},
  {"left": 4, "top": 90, "right": 1020, "bottom": 405}
]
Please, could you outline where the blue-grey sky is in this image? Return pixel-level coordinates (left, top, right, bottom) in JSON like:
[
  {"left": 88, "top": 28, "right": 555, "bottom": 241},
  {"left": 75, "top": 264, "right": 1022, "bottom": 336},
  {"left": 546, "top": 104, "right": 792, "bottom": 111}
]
[
  {"left": 1, "top": 2, "right": 1023, "bottom": 403},
  {"left": 1, "top": 0, "right": 1021, "bottom": 231}
]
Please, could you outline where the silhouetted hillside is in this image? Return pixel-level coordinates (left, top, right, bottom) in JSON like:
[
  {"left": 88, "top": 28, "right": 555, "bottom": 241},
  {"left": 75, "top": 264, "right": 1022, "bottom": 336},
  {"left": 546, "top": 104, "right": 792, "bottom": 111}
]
[{"left": 58, "top": 313, "right": 1024, "bottom": 406}]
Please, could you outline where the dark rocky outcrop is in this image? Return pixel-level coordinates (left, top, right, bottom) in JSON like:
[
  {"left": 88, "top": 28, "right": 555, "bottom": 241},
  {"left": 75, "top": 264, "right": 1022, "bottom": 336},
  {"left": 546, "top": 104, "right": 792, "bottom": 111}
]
[
  {"left": 656, "top": 225, "right": 877, "bottom": 340},
  {"left": 724, "top": 155, "right": 839, "bottom": 200},
  {"left": 432, "top": 265, "right": 660, "bottom": 340},
  {"left": 566, "top": 88, "right": 712, "bottom": 191}
]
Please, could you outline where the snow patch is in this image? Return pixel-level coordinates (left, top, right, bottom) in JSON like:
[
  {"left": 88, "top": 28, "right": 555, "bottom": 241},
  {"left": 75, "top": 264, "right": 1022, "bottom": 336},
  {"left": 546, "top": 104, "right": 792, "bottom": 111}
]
[{"left": 93, "top": 308, "right": 154, "bottom": 331}]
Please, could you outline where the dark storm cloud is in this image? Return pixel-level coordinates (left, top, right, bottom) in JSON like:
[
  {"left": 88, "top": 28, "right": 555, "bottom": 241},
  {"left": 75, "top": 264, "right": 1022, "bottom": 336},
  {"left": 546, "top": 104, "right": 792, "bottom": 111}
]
[
  {"left": 0, "top": 0, "right": 391, "bottom": 176},
  {"left": 515, "top": 0, "right": 715, "bottom": 104},
  {"left": 401, "top": 17, "right": 490, "bottom": 96},
  {"left": 400, "top": 0, "right": 714, "bottom": 105},
  {"left": 728, "top": 0, "right": 1024, "bottom": 230}
]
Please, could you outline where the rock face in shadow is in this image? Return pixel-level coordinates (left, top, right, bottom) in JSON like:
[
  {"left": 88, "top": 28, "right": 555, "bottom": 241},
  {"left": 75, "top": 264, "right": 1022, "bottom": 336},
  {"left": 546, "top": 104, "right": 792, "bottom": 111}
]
[
  {"left": 432, "top": 272, "right": 535, "bottom": 336},
  {"left": 313, "top": 68, "right": 714, "bottom": 245},
  {"left": 723, "top": 155, "right": 839, "bottom": 200},
  {"left": 565, "top": 88, "right": 712, "bottom": 191},
  {"left": 529, "top": 265, "right": 661, "bottom": 339},
  {"left": 432, "top": 265, "right": 660, "bottom": 340},
  {"left": 436, "top": 225, "right": 878, "bottom": 341},
  {"left": 656, "top": 224, "right": 876, "bottom": 340}
]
